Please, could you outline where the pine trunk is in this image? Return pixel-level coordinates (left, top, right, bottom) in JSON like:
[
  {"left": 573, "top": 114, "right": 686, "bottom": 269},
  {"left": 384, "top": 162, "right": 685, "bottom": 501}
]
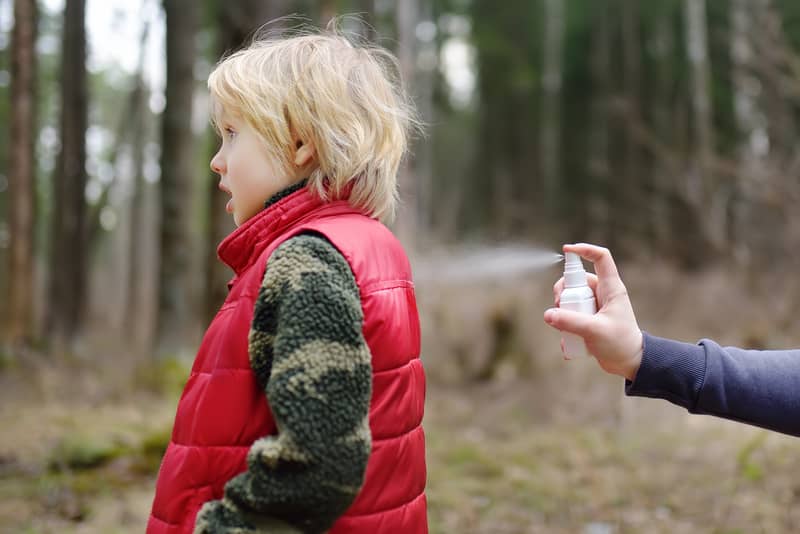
[
  {"left": 203, "top": 0, "right": 289, "bottom": 327},
  {"left": 394, "top": 0, "right": 419, "bottom": 246},
  {"left": 540, "top": 0, "right": 564, "bottom": 217},
  {"left": 125, "top": 25, "right": 151, "bottom": 348},
  {"left": 6, "top": 0, "right": 38, "bottom": 345},
  {"left": 684, "top": 0, "right": 724, "bottom": 249},
  {"left": 649, "top": 3, "right": 675, "bottom": 249},
  {"left": 48, "top": 0, "right": 88, "bottom": 348},
  {"left": 586, "top": 0, "right": 611, "bottom": 245},
  {"left": 158, "top": 0, "right": 196, "bottom": 356}
]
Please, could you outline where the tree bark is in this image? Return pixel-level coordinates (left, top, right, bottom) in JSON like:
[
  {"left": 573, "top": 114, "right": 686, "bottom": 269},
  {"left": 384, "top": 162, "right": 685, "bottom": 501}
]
[
  {"left": 126, "top": 23, "right": 151, "bottom": 348},
  {"left": 414, "top": 0, "right": 435, "bottom": 237},
  {"left": 649, "top": 2, "right": 676, "bottom": 250},
  {"left": 48, "top": 0, "right": 88, "bottom": 348},
  {"left": 618, "top": 0, "right": 642, "bottom": 252},
  {"left": 684, "top": 0, "right": 725, "bottom": 250},
  {"left": 5, "top": 0, "right": 38, "bottom": 345},
  {"left": 158, "top": 0, "right": 196, "bottom": 356},
  {"left": 394, "top": 0, "right": 419, "bottom": 246},
  {"left": 356, "top": 0, "right": 376, "bottom": 41},
  {"left": 730, "top": 0, "right": 759, "bottom": 265},
  {"left": 319, "top": 0, "right": 337, "bottom": 27},
  {"left": 203, "top": 0, "right": 290, "bottom": 327},
  {"left": 586, "top": 0, "right": 611, "bottom": 245},
  {"left": 540, "top": 0, "right": 564, "bottom": 217}
]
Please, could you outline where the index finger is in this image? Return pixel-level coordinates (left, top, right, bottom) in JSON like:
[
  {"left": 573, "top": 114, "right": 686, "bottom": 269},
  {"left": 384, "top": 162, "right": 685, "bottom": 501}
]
[{"left": 563, "top": 243, "right": 620, "bottom": 280}]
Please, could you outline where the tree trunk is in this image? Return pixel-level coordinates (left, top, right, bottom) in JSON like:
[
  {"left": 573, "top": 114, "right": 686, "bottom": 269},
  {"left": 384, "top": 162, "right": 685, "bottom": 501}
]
[
  {"left": 394, "top": 0, "right": 419, "bottom": 246},
  {"left": 414, "top": 0, "right": 435, "bottom": 238},
  {"left": 158, "top": 0, "right": 197, "bottom": 356},
  {"left": 126, "top": 24, "right": 151, "bottom": 348},
  {"left": 48, "top": 0, "right": 88, "bottom": 348},
  {"left": 649, "top": 2, "right": 676, "bottom": 250},
  {"left": 684, "top": 0, "right": 724, "bottom": 249},
  {"left": 618, "top": 0, "right": 642, "bottom": 252},
  {"left": 730, "top": 0, "right": 759, "bottom": 266},
  {"left": 5, "top": 0, "right": 38, "bottom": 346},
  {"left": 203, "top": 0, "right": 290, "bottom": 327},
  {"left": 586, "top": 0, "right": 611, "bottom": 245},
  {"left": 540, "top": 0, "right": 564, "bottom": 217},
  {"left": 356, "top": 0, "right": 376, "bottom": 41},
  {"left": 319, "top": 0, "right": 336, "bottom": 27},
  {"left": 685, "top": 0, "right": 714, "bottom": 181},
  {"left": 127, "top": 87, "right": 148, "bottom": 346}
]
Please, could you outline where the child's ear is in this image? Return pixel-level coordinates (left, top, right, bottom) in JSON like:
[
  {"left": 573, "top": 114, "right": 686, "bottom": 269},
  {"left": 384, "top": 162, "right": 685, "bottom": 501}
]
[{"left": 294, "top": 140, "right": 316, "bottom": 168}]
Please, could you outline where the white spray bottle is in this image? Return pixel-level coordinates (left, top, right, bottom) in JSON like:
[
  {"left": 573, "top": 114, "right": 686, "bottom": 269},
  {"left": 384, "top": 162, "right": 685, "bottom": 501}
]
[{"left": 559, "top": 252, "right": 597, "bottom": 358}]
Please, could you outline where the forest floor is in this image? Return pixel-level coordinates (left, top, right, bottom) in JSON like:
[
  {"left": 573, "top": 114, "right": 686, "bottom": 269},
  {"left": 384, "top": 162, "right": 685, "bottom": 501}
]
[{"left": 2, "top": 260, "right": 800, "bottom": 534}]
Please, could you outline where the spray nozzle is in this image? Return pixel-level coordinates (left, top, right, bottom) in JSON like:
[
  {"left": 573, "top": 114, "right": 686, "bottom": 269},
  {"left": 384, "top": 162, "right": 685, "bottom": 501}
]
[
  {"left": 564, "top": 252, "right": 581, "bottom": 268},
  {"left": 563, "top": 252, "right": 588, "bottom": 288}
]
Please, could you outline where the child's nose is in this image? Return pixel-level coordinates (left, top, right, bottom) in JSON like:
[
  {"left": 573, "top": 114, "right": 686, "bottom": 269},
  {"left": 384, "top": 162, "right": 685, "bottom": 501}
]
[{"left": 210, "top": 151, "right": 224, "bottom": 174}]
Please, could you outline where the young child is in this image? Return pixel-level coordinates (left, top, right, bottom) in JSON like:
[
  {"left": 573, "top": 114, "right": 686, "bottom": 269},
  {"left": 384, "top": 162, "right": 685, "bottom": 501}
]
[{"left": 147, "top": 29, "right": 427, "bottom": 534}]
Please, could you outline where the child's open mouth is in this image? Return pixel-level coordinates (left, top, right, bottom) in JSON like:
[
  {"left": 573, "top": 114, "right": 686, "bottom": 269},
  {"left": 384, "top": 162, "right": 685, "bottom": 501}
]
[{"left": 226, "top": 198, "right": 234, "bottom": 213}]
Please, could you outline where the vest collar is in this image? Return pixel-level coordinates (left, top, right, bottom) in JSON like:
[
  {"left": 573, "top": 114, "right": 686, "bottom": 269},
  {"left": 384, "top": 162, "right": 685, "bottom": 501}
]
[{"left": 217, "top": 185, "right": 325, "bottom": 276}]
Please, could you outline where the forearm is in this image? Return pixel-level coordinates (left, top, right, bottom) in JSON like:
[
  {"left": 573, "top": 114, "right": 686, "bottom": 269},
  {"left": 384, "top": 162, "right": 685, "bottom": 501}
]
[
  {"left": 221, "top": 338, "right": 372, "bottom": 533},
  {"left": 627, "top": 332, "right": 800, "bottom": 436}
]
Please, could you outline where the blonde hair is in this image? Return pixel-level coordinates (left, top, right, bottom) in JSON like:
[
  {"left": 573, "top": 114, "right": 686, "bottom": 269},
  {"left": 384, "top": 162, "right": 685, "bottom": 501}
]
[{"left": 207, "top": 23, "right": 419, "bottom": 222}]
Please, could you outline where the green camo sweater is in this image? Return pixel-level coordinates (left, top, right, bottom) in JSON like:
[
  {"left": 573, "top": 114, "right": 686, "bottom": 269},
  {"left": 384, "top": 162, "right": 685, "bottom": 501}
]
[{"left": 195, "top": 184, "right": 372, "bottom": 534}]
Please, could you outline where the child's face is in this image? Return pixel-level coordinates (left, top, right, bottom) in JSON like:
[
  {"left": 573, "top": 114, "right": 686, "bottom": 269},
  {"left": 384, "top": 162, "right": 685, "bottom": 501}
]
[{"left": 210, "top": 113, "right": 295, "bottom": 226}]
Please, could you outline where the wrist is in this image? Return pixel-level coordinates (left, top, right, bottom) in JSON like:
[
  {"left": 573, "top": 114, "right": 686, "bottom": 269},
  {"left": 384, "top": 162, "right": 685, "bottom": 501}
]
[{"left": 623, "top": 330, "right": 643, "bottom": 381}]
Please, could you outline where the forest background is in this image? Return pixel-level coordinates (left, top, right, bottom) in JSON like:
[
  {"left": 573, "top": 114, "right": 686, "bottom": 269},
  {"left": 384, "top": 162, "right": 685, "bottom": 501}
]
[{"left": 2, "top": 0, "right": 800, "bottom": 532}]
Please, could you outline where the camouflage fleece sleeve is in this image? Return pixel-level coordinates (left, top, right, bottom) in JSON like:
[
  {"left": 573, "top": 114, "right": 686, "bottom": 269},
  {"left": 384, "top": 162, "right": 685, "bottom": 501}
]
[{"left": 195, "top": 234, "right": 372, "bottom": 534}]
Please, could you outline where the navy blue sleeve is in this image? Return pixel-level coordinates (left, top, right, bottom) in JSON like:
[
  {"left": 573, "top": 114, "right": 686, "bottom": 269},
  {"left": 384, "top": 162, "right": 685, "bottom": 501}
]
[{"left": 625, "top": 332, "right": 800, "bottom": 437}]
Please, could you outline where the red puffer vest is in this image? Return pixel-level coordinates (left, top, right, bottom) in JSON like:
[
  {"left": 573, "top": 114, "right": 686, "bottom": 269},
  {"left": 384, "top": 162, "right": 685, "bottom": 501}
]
[{"left": 147, "top": 187, "right": 427, "bottom": 534}]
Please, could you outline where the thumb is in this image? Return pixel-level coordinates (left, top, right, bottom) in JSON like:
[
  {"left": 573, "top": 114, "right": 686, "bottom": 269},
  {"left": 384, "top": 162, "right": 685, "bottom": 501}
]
[{"left": 543, "top": 307, "right": 596, "bottom": 338}]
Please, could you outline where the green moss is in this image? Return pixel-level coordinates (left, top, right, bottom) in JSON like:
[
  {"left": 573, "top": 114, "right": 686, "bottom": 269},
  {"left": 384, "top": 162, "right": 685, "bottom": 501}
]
[
  {"left": 47, "top": 434, "right": 129, "bottom": 472},
  {"left": 737, "top": 431, "right": 768, "bottom": 482},
  {"left": 0, "top": 347, "right": 15, "bottom": 370},
  {"left": 442, "top": 443, "right": 505, "bottom": 479},
  {"left": 134, "top": 425, "right": 171, "bottom": 473},
  {"left": 134, "top": 356, "right": 190, "bottom": 395}
]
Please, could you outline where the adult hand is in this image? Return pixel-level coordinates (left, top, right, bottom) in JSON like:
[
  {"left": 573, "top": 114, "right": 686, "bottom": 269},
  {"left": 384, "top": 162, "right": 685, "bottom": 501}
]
[{"left": 543, "top": 243, "right": 644, "bottom": 381}]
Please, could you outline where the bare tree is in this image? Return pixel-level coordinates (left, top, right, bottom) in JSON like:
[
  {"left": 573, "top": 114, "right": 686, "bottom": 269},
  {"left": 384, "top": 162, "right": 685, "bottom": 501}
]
[
  {"left": 414, "top": 0, "right": 435, "bottom": 236},
  {"left": 203, "top": 0, "right": 291, "bottom": 326},
  {"left": 158, "top": 0, "right": 196, "bottom": 355},
  {"left": 47, "top": 0, "right": 88, "bottom": 348},
  {"left": 125, "top": 23, "right": 152, "bottom": 347},
  {"left": 684, "top": 0, "right": 725, "bottom": 249},
  {"left": 319, "top": 0, "right": 337, "bottom": 27},
  {"left": 356, "top": 0, "right": 376, "bottom": 41},
  {"left": 729, "top": 0, "right": 800, "bottom": 267},
  {"left": 5, "top": 0, "right": 38, "bottom": 346},
  {"left": 540, "top": 0, "right": 565, "bottom": 217},
  {"left": 729, "top": 0, "right": 761, "bottom": 265},
  {"left": 394, "top": 0, "right": 419, "bottom": 246},
  {"left": 586, "top": 0, "right": 611, "bottom": 245},
  {"left": 648, "top": 1, "right": 676, "bottom": 249},
  {"left": 618, "top": 0, "right": 642, "bottom": 249}
]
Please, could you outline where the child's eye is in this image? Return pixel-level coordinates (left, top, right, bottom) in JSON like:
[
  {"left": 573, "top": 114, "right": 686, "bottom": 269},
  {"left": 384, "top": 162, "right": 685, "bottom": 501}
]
[{"left": 223, "top": 127, "right": 237, "bottom": 140}]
